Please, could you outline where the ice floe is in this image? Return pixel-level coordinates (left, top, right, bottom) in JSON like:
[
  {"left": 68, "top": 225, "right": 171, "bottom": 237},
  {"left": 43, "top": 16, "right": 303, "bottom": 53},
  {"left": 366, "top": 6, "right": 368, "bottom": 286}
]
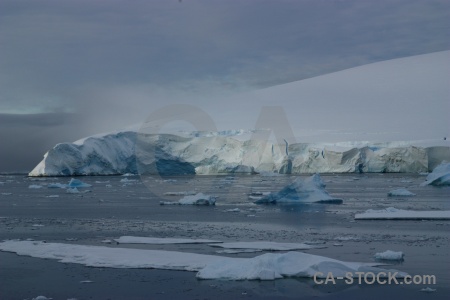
[
  {"left": 68, "top": 178, "right": 92, "bottom": 188},
  {"left": 355, "top": 207, "right": 450, "bottom": 220},
  {"left": 160, "top": 193, "right": 217, "bottom": 206},
  {"left": 28, "top": 184, "right": 43, "bottom": 189},
  {"left": 209, "top": 241, "right": 325, "bottom": 251},
  {"left": 387, "top": 188, "right": 415, "bottom": 197},
  {"left": 254, "top": 174, "right": 342, "bottom": 204},
  {"left": 0, "top": 240, "right": 407, "bottom": 281},
  {"left": 374, "top": 250, "right": 404, "bottom": 261},
  {"left": 196, "top": 251, "right": 407, "bottom": 280},
  {"left": 114, "top": 236, "right": 221, "bottom": 244}
]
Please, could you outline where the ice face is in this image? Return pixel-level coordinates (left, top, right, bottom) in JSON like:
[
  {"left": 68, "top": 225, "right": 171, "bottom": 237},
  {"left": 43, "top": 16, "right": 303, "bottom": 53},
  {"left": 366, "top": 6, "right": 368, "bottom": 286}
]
[{"left": 28, "top": 130, "right": 449, "bottom": 177}]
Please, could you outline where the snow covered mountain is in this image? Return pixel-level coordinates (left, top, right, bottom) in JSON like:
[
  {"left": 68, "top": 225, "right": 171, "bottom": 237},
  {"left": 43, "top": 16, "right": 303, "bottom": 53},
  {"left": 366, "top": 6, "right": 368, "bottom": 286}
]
[{"left": 29, "top": 130, "right": 449, "bottom": 176}]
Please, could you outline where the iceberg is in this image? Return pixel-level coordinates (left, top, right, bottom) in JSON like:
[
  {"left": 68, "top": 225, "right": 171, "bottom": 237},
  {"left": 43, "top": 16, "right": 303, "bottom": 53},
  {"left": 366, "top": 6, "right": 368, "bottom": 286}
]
[
  {"left": 28, "top": 130, "right": 450, "bottom": 176},
  {"left": 254, "top": 174, "right": 342, "bottom": 204},
  {"left": 421, "top": 162, "right": 450, "bottom": 186},
  {"left": 387, "top": 188, "right": 415, "bottom": 197}
]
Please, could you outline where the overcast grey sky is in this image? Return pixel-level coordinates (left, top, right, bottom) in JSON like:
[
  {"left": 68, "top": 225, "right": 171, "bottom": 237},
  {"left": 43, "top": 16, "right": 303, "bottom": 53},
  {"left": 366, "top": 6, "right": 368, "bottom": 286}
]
[{"left": 0, "top": 0, "right": 449, "bottom": 172}]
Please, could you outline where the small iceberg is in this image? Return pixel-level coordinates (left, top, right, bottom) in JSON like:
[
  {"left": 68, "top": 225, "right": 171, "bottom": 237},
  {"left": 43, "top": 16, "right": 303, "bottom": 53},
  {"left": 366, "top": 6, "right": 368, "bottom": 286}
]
[
  {"left": 421, "top": 162, "right": 450, "bottom": 186},
  {"left": 254, "top": 174, "right": 342, "bottom": 204},
  {"left": 387, "top": 188, "right": 415, "bottom": 197},
  {"left": 374, "top": 250, "right": 404, "bottom": 261},
  {"left": 47, "top": 183, "right": 67, "bottom": 188}
]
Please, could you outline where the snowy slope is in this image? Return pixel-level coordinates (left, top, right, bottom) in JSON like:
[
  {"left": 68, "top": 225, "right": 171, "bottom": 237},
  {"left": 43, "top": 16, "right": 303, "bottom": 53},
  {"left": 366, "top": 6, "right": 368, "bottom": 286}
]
[{"left": 29, "top": 130, "right": 449, "bottom": 176}]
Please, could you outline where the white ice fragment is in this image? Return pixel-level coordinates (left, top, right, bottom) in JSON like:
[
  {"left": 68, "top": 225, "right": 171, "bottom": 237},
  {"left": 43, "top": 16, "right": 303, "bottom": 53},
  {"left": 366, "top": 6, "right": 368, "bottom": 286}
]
[
  {"left": 178, "top": 193, "right": 216, "bottom": 206},
  {"left": 46, "top": 195, "right": 60, "bottom": 198},
  {"left": 120, "top": 178, "right": 137, "bottom": 183},
  {"left": 224, "top": 208, "right": 241, "bottom": 212},
  {"left": 387, "top": 188, "right": 416, "bottom": 197},
  {"left": 29, "top": 184, "right": 43, "bottom": 189},
  {"left": 79, "top": 280, "right": 94, "bottom": 283},
  {"left": 32, "top": 296, "right": 52, "bottom": 300},
  {"left": 420, "top": 287, "right": 436, "bottom": 292},
  {"left": 374, "top": 250, "right": 404, "bottom": 261}
]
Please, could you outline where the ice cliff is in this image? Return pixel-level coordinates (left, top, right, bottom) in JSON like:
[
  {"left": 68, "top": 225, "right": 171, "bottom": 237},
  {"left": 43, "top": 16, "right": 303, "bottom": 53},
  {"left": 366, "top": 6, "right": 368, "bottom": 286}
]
[{"left": 29, "top": 131, "right": 450, "bottom": 176}]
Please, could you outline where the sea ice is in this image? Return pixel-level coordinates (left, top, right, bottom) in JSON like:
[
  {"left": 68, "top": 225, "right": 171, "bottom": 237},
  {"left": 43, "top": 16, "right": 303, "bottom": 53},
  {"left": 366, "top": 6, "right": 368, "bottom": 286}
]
[
  {"left": 421, "top": 162, "right": 450, "bottom": 186},
  {"left": 254, "top": 174, "right": 343, "bottom": 204},
  {"left": 374, "top": 250, "right": 404, "bottom": 261},
  {"left": 196, "top": 251, "right": 408, "bottom": 280},
  {"left": 114, "top": 236, "right": 221, "bottom": 244},
  {"left": 355, "top": 207, "right": 450, "bottom": 220},
  {"left": 387, "top": 188, "right": 415, "bottom": 197},
  {"left": 66, "top": 188, "right": 80, "bottom": 194},
  {"left": 209, "top": 241, "right": 325, "bottom": 251},
  {"left": 0, "top": 240, "right": 407, "bottom": 281}
]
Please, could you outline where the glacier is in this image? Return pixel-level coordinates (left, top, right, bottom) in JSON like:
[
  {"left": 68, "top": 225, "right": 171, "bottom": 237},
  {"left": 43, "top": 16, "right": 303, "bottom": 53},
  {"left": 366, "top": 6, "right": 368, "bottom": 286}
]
[{"left": 29, "top": 130, "right": 450, "bottom": 176}]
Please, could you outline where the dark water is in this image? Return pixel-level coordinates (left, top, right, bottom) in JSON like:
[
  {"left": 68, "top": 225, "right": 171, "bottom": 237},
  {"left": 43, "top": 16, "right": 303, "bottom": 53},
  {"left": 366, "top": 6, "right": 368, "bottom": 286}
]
[{"left": 0, "top": 173, "right": 449, "bottom": 299}]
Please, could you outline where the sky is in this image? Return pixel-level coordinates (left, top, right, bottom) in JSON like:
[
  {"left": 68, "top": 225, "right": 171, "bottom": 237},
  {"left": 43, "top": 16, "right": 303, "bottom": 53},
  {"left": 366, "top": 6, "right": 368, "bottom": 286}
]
[{"left": 0, "top": 0, "right": 449, "bottom": 172}]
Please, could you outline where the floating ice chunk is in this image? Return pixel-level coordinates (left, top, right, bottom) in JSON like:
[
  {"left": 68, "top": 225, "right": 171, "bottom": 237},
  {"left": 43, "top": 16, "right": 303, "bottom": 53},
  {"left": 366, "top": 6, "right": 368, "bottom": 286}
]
[
  {"left": 160, "top": 193, "right": 217, "bottom": 206},
  {"left": 420, "top": 287, "right": 437, "bottom": 292},
  {"left": 178, "top": 193, "right": 217, "bottom": 206},
  {"left": 209, "top": 241, "right": 324, "bottom": 251},
  {"left": 254, "top": 174, "right": 343, "bottom": 204},
  {"left": 29, "top": 184, "right": 43, "bottom": 189},
  {"left": 388, "top": 188, "right": 416, "bottom": 197},
  {"left": 374, "top": 250, "right": 404, "bottom": 261},
  {"left": 68, "top": 178, "right": 91, "bottom": 188},
  {"left": 114, "top": 236, "right": 221, "bottom": 244},
  {"left": 1, "top": 193, "right": 12, "bottom": 196},
  {"left": 32, "top": 296, "right": 52, "bottom": 300},
  {"left": 421, "top": 162, "right": 450, "bottom": 186},
  {"left": 0, "top": 240, "right": 408, "bottom": 281},
  {"left": 46, "top": 195, "right": 60, "bottom": 198},
  {"left": 355, "top": 207, "right": 450, "bottom": 220},
  {"left": 122, "top": 173, "right": 136, "bottom": 177},
  {"left": 47, "top": 183, "right": 67, "bottom": 188},
  {"left": 66, "top": 188, "right": 80, "bottom": 194},
  {"left": 120, "top": 178, "right": 137, "bottom": 183},
  {"left": 79, "top": 280, "right": 94, "bottom": 283},
  {"left": 224, "top": 208, "right": 241, "bottom": 212}
]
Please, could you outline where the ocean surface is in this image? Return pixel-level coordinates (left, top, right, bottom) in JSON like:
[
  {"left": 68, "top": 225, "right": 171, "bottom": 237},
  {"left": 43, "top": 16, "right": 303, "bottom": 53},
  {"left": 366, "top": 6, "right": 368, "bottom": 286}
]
[{"left": 0, "top": 173, "right": 449, "bottom": 299}]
